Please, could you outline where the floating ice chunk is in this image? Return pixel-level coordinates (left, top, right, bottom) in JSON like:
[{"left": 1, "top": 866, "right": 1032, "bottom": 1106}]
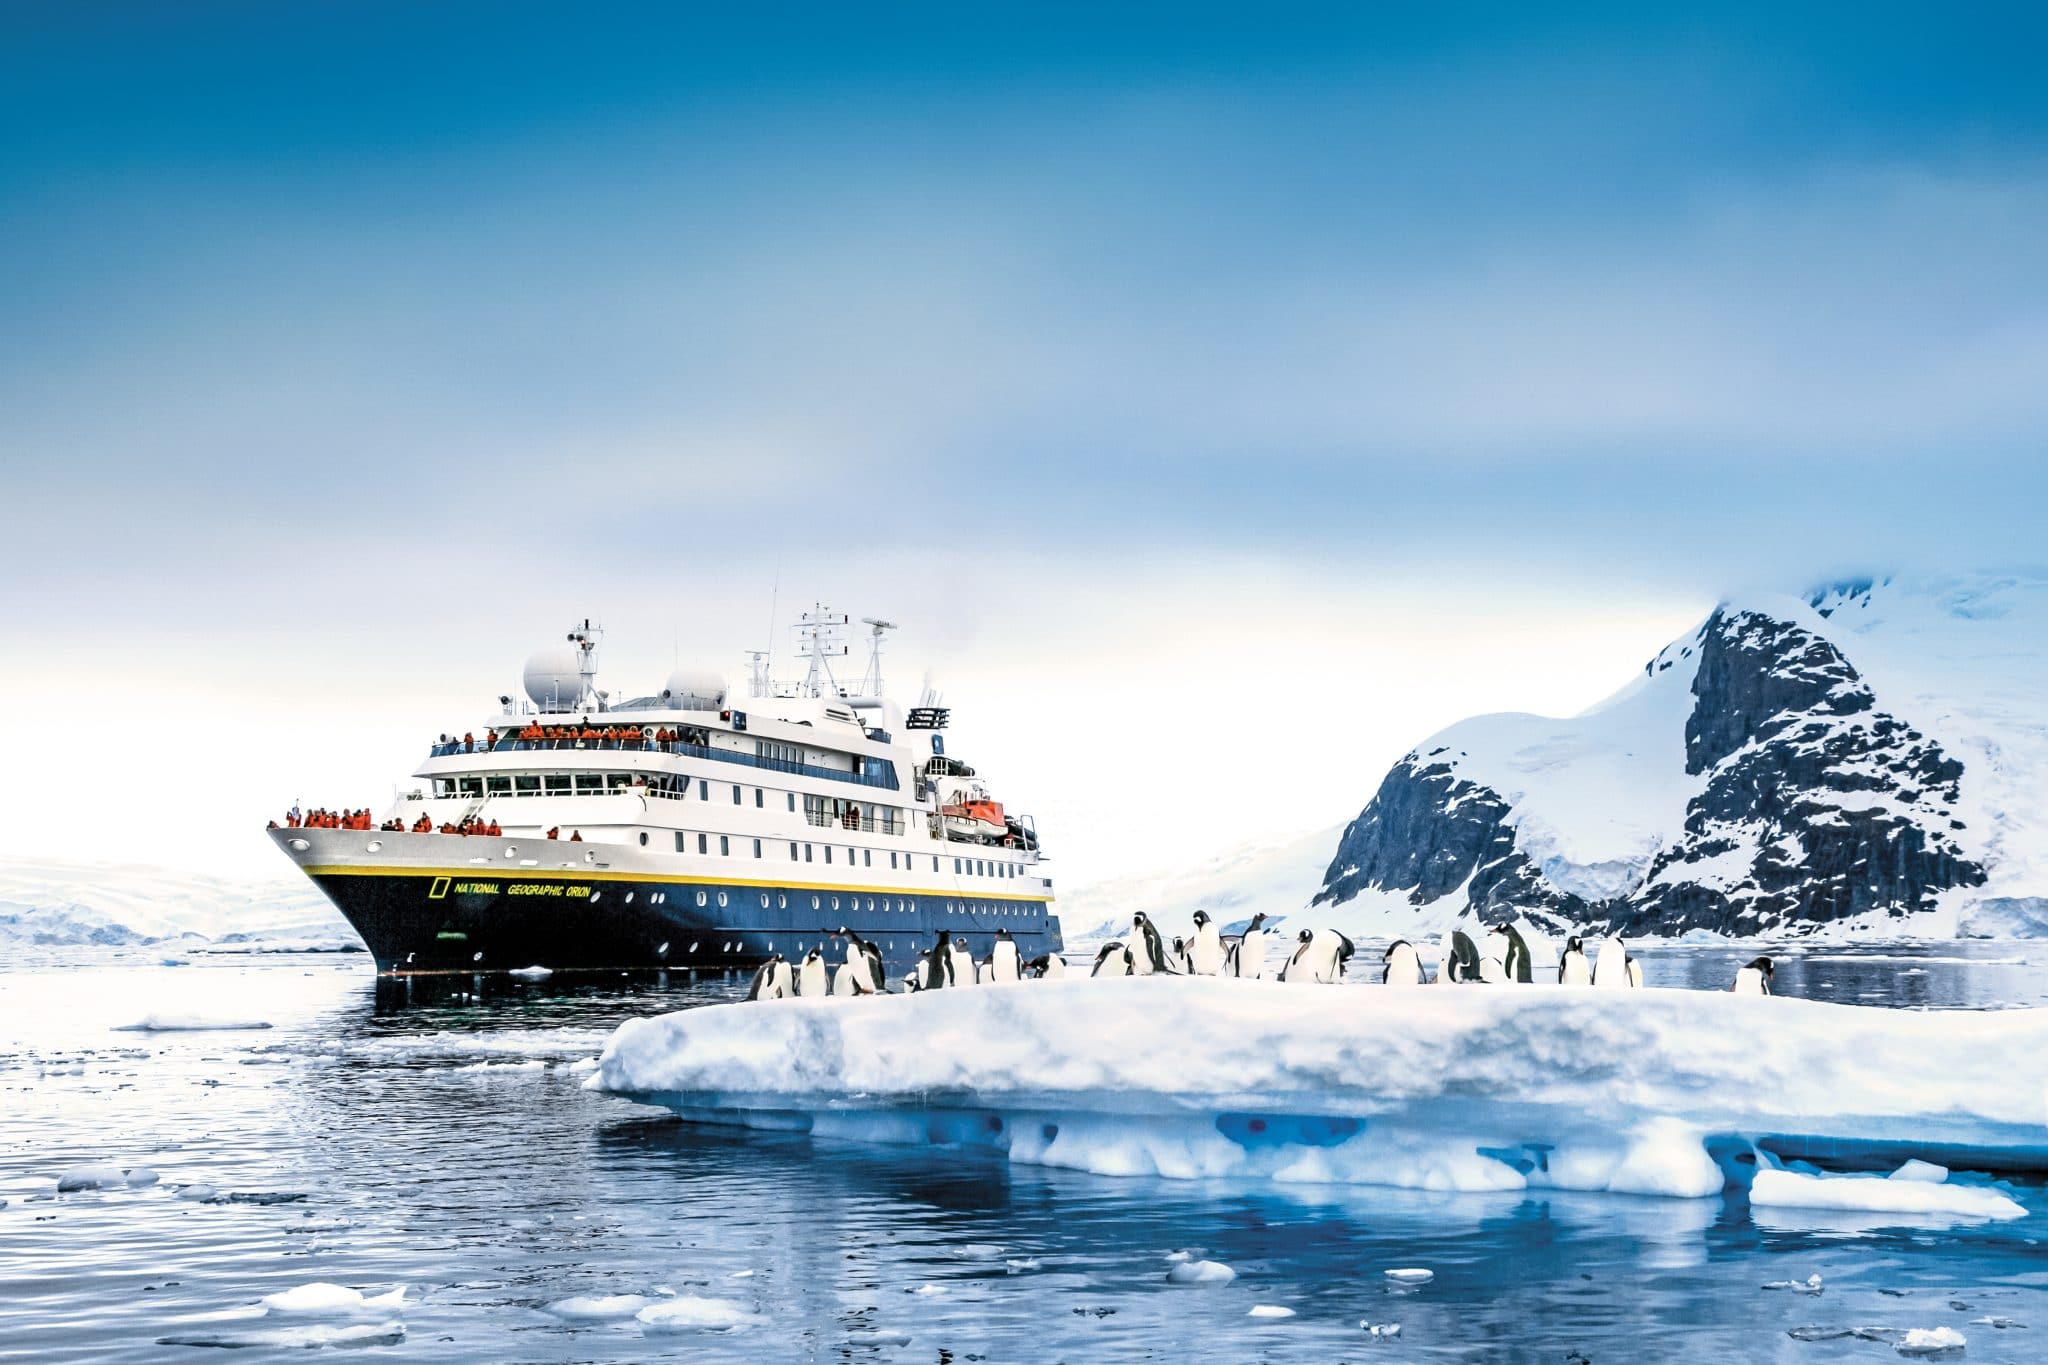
[
  {"left": 1383, "top": 1268, "right": 1434, "bottom": 1285},
  {"left": 911, "top": 1283, "right": 948, "bottom": 1296},
  {"left": 543, "top": 1293, "right": 654, "bottom": 1319},
  {"left": 634, "top": 1296, "right": 760, "bottom": 1332},
  {"left": 175, "top": 1183, "right": 222, "bottom": 1202},
  {"left": 1762, "top": 1274, "right": 1824, "bottom": 1295},
  {"left": 125, "top": 1168, "right": 160, "bottom": 1188},
  {"left": 1971, "top": 1316, "right": 2021, "bottom": 1329},
  {"left": 1752, "top": 1168, "right": 2024, "bottom": 1221},
  {"left": 1896, "top": 1326, "right": 1967, "bottom": 1356},
  {"left": 510, "top": 965, "right": 554, "bottom": 980},
  {"left": 1006, "top": 1259, "right": 1041, "bottom": 1273},
  {"left": 157, "top": 1322, "right": 405, "bottom": 1350},
  {"left": 1166, "top": 1260, "right": 1235, "bottom": 1285},
  {"left": 1890, "top": 1160, "right": 1951, "bottom": 1183},
  {"left": 114, "top": 1013, "right": 272, "bottom": 1032},
  {"left": 727, "top": 1269, "right": 755, "bottom": 1279},
  {"left": 1164, "top": 1250, "right": 1194, "bottom": 1264},
  {"left": 56, "top": 1163, "right": 130, "bottom": 1192},
  {"left": 1362, "top": 1322, "right": 1402, "bottom": 1338},
  {"left": 1247, "top": 1305, "right": 1296, "bottom": 1319},
  {"left": 260, "top": 1283, "right": 409, "bottom": 1316},
  {"left": 456, "top": 1059, "right": 546, "bottom": 1073}
]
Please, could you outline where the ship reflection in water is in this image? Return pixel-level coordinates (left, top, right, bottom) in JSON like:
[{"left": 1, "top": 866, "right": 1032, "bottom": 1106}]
[{"left": 2, "top": 942, "right": 2044, "bottom": 1362}]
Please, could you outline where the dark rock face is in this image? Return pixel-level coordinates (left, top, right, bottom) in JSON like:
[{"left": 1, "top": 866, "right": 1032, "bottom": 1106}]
[
  {"left": 1312, "top": 754, "right": 1593, "bottom": 930},
  {"left": 1316, "top": 603, "right": 1986, "bottom": 937}
]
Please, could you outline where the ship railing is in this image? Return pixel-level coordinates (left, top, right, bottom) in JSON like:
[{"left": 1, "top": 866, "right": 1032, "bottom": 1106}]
[
  {"left": 425, "top": 736, "right": 900, "bottom": 790},
  {"left": 803, "top": 810, "right": 901, "bottom": 834}
]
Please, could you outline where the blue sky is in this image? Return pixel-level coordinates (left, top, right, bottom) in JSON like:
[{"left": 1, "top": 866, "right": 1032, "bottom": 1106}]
[{"left": 3, "top": 3, "right": 2045, "bottom": 880}]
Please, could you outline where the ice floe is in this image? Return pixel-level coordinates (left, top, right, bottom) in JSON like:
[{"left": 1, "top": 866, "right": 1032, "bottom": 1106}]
[
  {"left": 1383, "top": 1268, "right": 1434, "bottom": 1285},
  {"left": 1166, "top": 1259, "right": 1235, "bottom": 1285},
  {"left": 55, "top": 1163, "right": 133, "bottom": 1192},
  {"left": 509, "top": 965, "right": 554, "bottom": 979},
  {"left": 1751, "top": 1168, "right": 2024, "bottom": 1221},
  {"left": 635, "top": 1295, "right": 760, "bottom": 1332},
  {"left": 158, "top": 1322, "right": 405, "bottom": 1350},
  {"left": 1247, "top": 1305, "right": 1296, "bottom": 1319},
  {"left": 114, "top": 1013, "right": 273, "bottom": 1032},
  {"left": 590, "top": 980, "right": 2048, "bottom": 1197},
  {"left": 1896, "top": 1326, "right": 1968, "bottom": 1356},
  {"left": 259, "top": 1283, "right": 410, "bottom": 1316},
  {"left": 542, "top": 1293, "right": 656, "bottom": 1319}
]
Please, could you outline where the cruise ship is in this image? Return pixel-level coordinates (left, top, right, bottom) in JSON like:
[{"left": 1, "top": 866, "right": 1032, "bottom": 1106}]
[{"left": 268, "top": 611, "right": 1060, "bottom": 975}]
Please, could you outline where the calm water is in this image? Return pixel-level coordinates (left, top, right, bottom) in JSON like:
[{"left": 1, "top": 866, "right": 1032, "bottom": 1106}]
[{"left": 3, "top": 942, "right": 2046, "bottom": 1362}]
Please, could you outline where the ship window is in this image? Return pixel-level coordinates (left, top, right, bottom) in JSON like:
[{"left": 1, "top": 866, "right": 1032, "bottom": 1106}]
[
  {"left": 753, "top": 838, "right": 762, "bottom": 858},
  {"left": 805, "top": 844, "right": 813, "bottom": 862},
  {"left": 514, "top": 775, "right": 540, "bottom": 795},
  {"left": 932, "top": 857, "right": 940, "bottom": 872},
  {"left": 544, "top": 775, "right": 571, "bottom": 794},
  {"left": 720, "top": 835, "right": 729, "bottom": 856},
  {"left": 789, "top": 841, "right": 798, "bottom": 859},
  {"left": 638, "top": 832, "right": 648, "bottom": 846},
  {"left": 831, "top": 896, "right": 840, "bottom": 911},
  {"left": 866, "top": 898, "right": 876, "bottom": 911},
  {"left": 699, "top": 779, "right": 709, "bottom": 799},
  {"left": 824, "top": 847, "right": 833, "bottom": 864},
  {"left": 675, "top": 832, "right": 686, "bottom": 853},
  {"left": 486, "top": 776, "right": 511, "bottom": 794},
  {"left": 863, "top": 850, "right": 871, "bottom": 868},
  {"left": 889, "top": 852, "right": 897, "bottom": 870},
  {"left": 755, "top": 789, "right": 763, "bottom": 808},
  {"left": 696, "top": 891, "right": 707, "bottom": 906},
  {"left": 779, "top": 894, "right": 787, "bottom": 909},
  {"left": 732, "top": 785, "right": 741, "bottom": 805},
  {"left": 787, "top": 792, "right": 795, "bottom": 812},
  {"left": 698, "top": 833, "right": 709, "bottom": 855},
  {"left": 759, "top": 893, "right": 768, "bottom": 907},
  {"left": 954, "top": 858, "right": 962, "bottom": 874}
]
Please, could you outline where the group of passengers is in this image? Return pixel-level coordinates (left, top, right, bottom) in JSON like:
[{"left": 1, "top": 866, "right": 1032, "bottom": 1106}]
[
  {"left": 276, "top": 807, "right": 375, "bottom": 831},
  {"left": 498, "top": 723, "right": 714, "bottom": 748}
]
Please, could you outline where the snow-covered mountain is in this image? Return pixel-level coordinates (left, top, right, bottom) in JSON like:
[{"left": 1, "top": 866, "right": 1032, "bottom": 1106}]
[
  {"left": 1315, "top": 573, "right": 2048, "bottom": 939},
  {"left": 1064, "top": 826, "right": 1338, "bottom": 942},
  {"left": 0, "top": 858, "right": 355, "bottom": 948}
]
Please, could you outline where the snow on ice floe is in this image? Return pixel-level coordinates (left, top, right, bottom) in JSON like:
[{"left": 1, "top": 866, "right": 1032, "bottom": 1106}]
[
  {"left": 634, "top": 1296, "right": 760, "bottom": 1333},
  {"left": 1750, "top": 1168, "right": 2025, "bottom": 1222},
  {"left": 55, "top": 1163, "right": 133, "bottom": 1192},
  {"left": 509, "top": 965, "right": 554, "bottom": 979},
  {"left": 260, "top": 1283, "right": 410, "bottom": 1316},
  {"left": 1382, "top": 1268, "right": 1434, "bottom": 1285},
  {"left": 589, "top": 979, "right": 2048, "bottom": 1199},
  {"left": 114, "top": 1012, "right": 273, "bottom": 1032},
  {"left": 1166, "top": 1260, "right": 1235, "bottom": 1285},
  {"left": 1247, "top": 1305, "right": 1296, "bottom": 1319}
]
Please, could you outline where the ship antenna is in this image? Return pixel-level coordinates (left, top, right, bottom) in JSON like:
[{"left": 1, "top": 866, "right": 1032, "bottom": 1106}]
[
  {"left": 859, "top": 617, "right": 896, "bottom": 697},
  {"left": 795, "top": 605, "right": 849, "bottom": 698}
]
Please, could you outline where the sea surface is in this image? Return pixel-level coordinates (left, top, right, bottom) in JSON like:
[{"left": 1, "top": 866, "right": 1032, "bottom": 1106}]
[{"left": 3, "top": 941, "right": 2046, "bottom": 1362}]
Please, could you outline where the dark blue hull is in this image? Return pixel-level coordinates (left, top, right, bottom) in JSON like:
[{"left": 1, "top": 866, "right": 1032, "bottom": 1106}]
[{"left": 309, "top": 868, "right": 1061, "bottom": 975}]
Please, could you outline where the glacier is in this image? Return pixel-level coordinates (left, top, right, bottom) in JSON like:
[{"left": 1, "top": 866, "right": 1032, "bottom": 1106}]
[{"left": 590, "top": 979, "right": 2048, "bottom": 1200}]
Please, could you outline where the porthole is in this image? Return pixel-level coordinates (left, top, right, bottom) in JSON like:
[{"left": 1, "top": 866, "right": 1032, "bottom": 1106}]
[
  {"left": 718, "top": 892, "right": 728, "bottom": 908},
  {"left": 759, "top": 893, "right": 769, "bottom": 908},
  {"left": 502, "top": 844, "right": 516, "bottom": 857},
  {"left": 288, "top": 838, "right": 310, "bottom": 852},
  {"left": 365, "top": 840, "right": 382, "bottom": 853},
  {"left": 625, "top": 891, "right": 634, "bottom": 903},
  {"left": 831, "top": 896, "right": 840, "bottom": 911},
  {"left": 811, "top": 895, "right": 820, "bottom": 910},
  {"left": 696, "top": 891, "right": 708, "bottom": 907},
  {"left": 639, "top": 832, "right": 648, "bottom": 847},
  {"left": 866, "top": 897, "right": 876, "bottom": 911},
  {"left": 778, "top": 894, "right": 787, "bottom": 909}
]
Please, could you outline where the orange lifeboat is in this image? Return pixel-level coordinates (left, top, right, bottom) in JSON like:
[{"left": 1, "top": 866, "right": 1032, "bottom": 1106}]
[{"left": 941, "top": 797, "right": 1008, "bottom": 843}]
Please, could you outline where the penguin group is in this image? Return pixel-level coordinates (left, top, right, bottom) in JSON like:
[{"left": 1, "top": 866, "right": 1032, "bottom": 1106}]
[{"left": 748, "top": 915, "right": 1777, "bottom": 1000}]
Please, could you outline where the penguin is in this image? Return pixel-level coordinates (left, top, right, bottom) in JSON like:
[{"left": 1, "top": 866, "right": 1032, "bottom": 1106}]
[
  {"left": 1626, "top": 953, "right": 1645, "bottom": 989},
  {"left": 1557, "top": 935, "right": 1592, "bottom": 986},
  {"left": 1732, "top": 955, "right": 1774, "bottom": 996},
  {"left": 1381, "top": 939, "right": 1425, "bottom": 986},
  {"left": 1091, "top": 941, "right": 1133, "bottom": 978},
  {"left": 1231, "top": 913, "right": 1272, "bottom": 979},
  {"left": 1170, "top": 936, "right": 1192, "bottom": 974},
  {"left": 797, "top": 947, "right": 828, "bottom": 997},
  {"left": 1489, "top": 923, "right": 1534, "bottom": 984},
  {"left": 745, "top": 954, "right": 793, "bottom": 1001},
  {"left": 1593, "top": 937, "right": 1635, "bottom": 988},
  {"left": 1187, "top": 910, "right": 1225, "bottom": 976},
  {"left": 834, "top": 926, "right": 886, "bottom": 995},
  {"left": 1439, "top": 929, "right": 1482, "bottom": 984},
  {"left": 927, "top": 932, "right": 956, "bottom": 988},
  {"left": 905, "top": 950, "right": 934, "bottom": 992},
  {"left": 1027, "top": 952, "right": 1067, "bottom": 979},
  {"left": 1309, "top": 927, "right": 1356, "bottom": 983},
  {"left": 988, "top": 928, "right": 1023, "bottom": 983},
  {"left": 831, "top": 962, "right": 858, "bottom": 996},
  {"left": 1129, "top": 913, "right": 1171, "bottom": 975},
  {"left": 1279, "top": 929, "right": 1315, "bottom": 981},
  {"left": 947, "top": 934, "right": 977, "bottom": 986}
]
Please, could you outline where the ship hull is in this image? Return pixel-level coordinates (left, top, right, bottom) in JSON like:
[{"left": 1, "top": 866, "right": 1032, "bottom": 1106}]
[{"left": 273, "top": 829, "right": 1061, "bottom": 975}]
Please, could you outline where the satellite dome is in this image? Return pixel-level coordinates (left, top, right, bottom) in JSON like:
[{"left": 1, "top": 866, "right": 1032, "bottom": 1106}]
[
  {"left": 523, "top": 647, "right": 590, "bottom": 710},
  {"left": 662, "top": 667, "right": 727, "bottom": 710}
]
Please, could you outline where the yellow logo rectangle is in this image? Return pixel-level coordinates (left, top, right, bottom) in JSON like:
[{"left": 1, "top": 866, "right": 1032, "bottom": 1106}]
[{"left": 428, "top": 876, "right": 451, "bottom": 900}]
